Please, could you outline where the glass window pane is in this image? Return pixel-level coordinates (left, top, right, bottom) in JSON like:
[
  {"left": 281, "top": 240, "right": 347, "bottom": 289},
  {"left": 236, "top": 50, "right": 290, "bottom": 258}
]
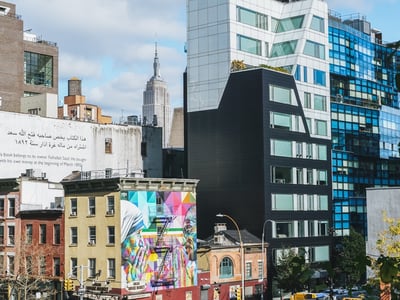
[
  {"left": 270, "top": 85, "right": 291, "bottom": 104},
  {"left": 273, "top": 15, "right": 304, "bottom": 33},
  {"left": 273, "top": 194, "right": 294, "bottom": 210},
  {"left": 314, "top": 94, "right": 327, "bottom": 111},
  {"left": 237, "top": 34, "right": 261, "bottom": 55},
  {"left": 310, "top": 15, "right": 324, "bottom": 33},
  {"left": 270, "top": 40, "right": 298, "bottom": 57},
  {"left": 272, "top": 139, "right": 292, "bottom": 157},
  {"left": 304, "top": 40, "right": 325, "bottom": 60}
]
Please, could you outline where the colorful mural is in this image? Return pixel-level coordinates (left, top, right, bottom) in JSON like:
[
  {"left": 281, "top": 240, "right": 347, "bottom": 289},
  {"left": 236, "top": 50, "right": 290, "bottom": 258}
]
[{"left": 120, "top": 190, "right": 197, "bottom": 292}]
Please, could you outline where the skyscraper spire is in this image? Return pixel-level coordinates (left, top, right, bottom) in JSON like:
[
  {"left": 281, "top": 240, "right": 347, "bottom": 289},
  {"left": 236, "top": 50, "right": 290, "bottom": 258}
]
[{"left": 153, "top": 42, "right": 161, "bottom": 80}]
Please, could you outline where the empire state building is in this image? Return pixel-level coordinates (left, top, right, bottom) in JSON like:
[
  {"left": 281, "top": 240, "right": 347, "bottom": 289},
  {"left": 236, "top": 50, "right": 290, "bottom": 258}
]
[{"left": 142, "top": 44, "right": 171, "bottom": 148}]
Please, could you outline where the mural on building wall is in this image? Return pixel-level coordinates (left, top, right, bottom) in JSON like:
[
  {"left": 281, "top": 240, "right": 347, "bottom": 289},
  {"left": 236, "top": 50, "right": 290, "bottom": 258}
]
[{"left": 120, "top": 190, "right": 197, "bottom": 292}]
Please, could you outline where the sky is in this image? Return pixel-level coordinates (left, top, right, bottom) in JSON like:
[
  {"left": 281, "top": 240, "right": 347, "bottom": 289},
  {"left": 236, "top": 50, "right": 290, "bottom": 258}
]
[{"left": 9, "top": 0, "right": 400, "bottom": 122}]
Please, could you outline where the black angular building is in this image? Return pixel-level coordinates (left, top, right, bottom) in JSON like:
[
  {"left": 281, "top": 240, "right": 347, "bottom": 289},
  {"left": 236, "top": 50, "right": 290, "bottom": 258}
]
[{"left": 185, "top": 68, "right": 332, "bottom": 272}]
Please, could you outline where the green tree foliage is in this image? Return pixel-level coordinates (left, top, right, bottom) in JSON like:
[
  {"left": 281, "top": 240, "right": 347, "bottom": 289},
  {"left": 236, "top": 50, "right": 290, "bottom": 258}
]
[
  {"left": 275, "top": 249, "right": 313, "bottom": 293},
  {"left": 373, "top": 212, "right": 400, "bottom": 288},
  {"left": 336, "top": 228, "right": 368, "bottom": 293}
]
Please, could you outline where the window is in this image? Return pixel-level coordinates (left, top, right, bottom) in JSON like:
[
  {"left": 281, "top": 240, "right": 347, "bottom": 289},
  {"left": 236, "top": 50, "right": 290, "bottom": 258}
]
[
  {"left": 219, "top": 257, "right": 233, "bottom": 278},
  {"left": 54, "top": 224, "right": 60, "bottom": 244},
  {"left": 271, "top": 112, "right": 291, "bottom": 130},
  {"left": 314, "top": 94, "right": 327, "bottom": 111},
  {"left": 89, "top": 258, "right": 96, "bottom": 278},
  {"left": 54, "top": 257, "right": 60, "bottom": 276},
  {"left": 39, "top": 256, "right": 46, "bottom": 275},
  {"left": 258, "top": 260, "right": 263, "bottom": 279},
  {"left": 107, "top": 196, "right": 115, "bottom": 215},
  {"left": 296, "top": 168, "right": 303, "bottom": 184},
  {"left": 272, "top": 15, "right": 304, "bottom": 32},
  {"left": 0, "top": 226, "right": 3, "bottom": 244},
  {"left": 304, "top": 40, "right": 325, "bottom": 60},
  {"left": 26, "top": 256, "right": 33, "bottom": 275},
  {"left": 237, "top": 6, "right": 267, "bottom": 30},
  {"left": 71, "top": 227, "right": 78, "bottom": 244},
  {"left": 0, "top": 198, "right": 4, "bottom": 217},
  {"left": 237, "top": 34, "right": 261, "bottom": 55},
  {"left": 245, "top": 262, "right": 252, "bottom": 279},
  {"left": 24, "top": 52, "right": 53, "bottom": 87},
  {"left": 313, "top": 69, "right": 326, "bottom": 86},
  {"left": 8, "top": 255, "right": 14, "bottom": 275},
  {"left": 317, "top": 144, "right": 327, "bottom": 160},
  {"left": 318, "top": 221, "right": 329, "bottom": 236},
  {"left": 8, "top": 226, "right": 14, "bottom": 245},
  {"left": 108, "top": 258, "right": 116, "bottom": 279},
  {"left": 270, "top": 85, "right": 292, "bottom": 104},
  {"left": 294, "top": 65, "right": 301, "bottom": 81},
  {"left": 307, "top": 195, "right": 314, "bottom": 210},
  {"left": 70, "top": 198, "right": 77, "bottom": 216},
  {"left": 317, "top": 170, "right": 327, "bottom": 185},
  {"left": 88, "top": 197, "right": 96, "bottom": 216},
  {"left": 272, "top": 194, "right": 294, "bottom": 210},
  {"left": 270, "top": 40, "right": 297, "bottom": 57},
  {"left": 40, "top": 224, "right": 46, "bottom": 244},
  {"left": 105, "top": 138, "right": 112, "bottom": 154},
  {"left": 310, "top": 15, "right": 324, "bottom": 33},
  {"left": 0, "top": 255, "right": 3, "bottom": 273},
  {"left": 271, "top": 139, "right": 292, "bottom": 157},
  {"left": 318, "top": 195, "right": 328, "bottom": 210},
  {"left": 306, "top": 143, "right": 313, "bottom": 159},
  {"left": 307, "top": 169, "right": 314, "bottom": 185},
  {"left": 316, "top": 120, "right": 327, "bottom": 136},
  {"left": 312, "top": 246, "right": 329, "bottom": 262},
  {"left": 108, "top": 226, "right": 115, "bottom": 244},
  {"left": 8, "top": 198, "right": 15, "bottom": 217},
  {"left": 276, "top": 221, "right": 294, "bottom": 238},
  {"left": 89, "top": 226, "right": 96, "bottom": 245},
  {"left": 272, "top": 166, "right": 292, "bottom": 184},
  {"left": 296, "top": 142, "right": 303, "bottom": 158},
  {"left": 304, "top": 92, "right": 311, "bottom": 108},
  {"left": 26, "top": 224, "right": 33, "bottom": 244},
  {"left": 71, "top": 258, "right": 78, "bottom": 277}
]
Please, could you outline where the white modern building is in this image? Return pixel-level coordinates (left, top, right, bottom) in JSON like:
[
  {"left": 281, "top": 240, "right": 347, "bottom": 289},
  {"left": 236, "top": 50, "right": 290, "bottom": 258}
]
[
  {"left": 142, "top": 44, "right": 172, "bottom": 148},
  {"left": 186, "top": 0, "right": 331, "bottom": 139}
]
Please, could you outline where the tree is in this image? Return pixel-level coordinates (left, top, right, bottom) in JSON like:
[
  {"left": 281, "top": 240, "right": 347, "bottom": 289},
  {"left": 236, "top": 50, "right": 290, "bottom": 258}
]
[
  {"left": 336, "top": 228, "right": 369, "bottom": 293},
  {"left": 371, "top": 212, "right": 400, "bottom": 299},
  {"left": 274, "top": 249, "right": 313, "bottom": 294},
  {"left": 0, "top": 236, "right": 59, "bottom": 300}
]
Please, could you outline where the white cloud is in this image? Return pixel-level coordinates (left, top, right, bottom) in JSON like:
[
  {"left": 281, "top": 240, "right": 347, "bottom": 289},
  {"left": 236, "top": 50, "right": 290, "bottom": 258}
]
[{"left": 11, "top": 0, "right": 186, "bottom": 121}]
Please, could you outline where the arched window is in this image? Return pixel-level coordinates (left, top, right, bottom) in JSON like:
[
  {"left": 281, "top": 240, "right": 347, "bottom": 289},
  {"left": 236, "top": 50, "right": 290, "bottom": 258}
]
[{"left": 219, "top": 257, "right": 233, "bottom": 278}]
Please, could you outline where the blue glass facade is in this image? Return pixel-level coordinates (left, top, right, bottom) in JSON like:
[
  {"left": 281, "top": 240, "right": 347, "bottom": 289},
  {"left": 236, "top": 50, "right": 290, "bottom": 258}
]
[{"left": 329, "top": 16, "right": 400, "bottom": 237}]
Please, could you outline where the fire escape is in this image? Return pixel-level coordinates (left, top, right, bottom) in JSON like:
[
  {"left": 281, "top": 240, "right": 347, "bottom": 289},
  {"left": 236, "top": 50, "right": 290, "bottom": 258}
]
[{"left": 150, "top": 216, "right": 176, "bottom": 287}]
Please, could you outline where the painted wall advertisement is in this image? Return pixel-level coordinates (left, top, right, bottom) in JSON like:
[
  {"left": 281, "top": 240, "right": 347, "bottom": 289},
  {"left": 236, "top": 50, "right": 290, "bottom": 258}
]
[{"left": 0, "top": 112, "right": 142, "bottom": 181}]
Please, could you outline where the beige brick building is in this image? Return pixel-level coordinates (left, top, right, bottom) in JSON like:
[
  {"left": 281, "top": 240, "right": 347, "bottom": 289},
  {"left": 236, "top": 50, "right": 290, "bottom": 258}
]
[{"left": 0, "top": 1, "right": 58, "bottom": 112}]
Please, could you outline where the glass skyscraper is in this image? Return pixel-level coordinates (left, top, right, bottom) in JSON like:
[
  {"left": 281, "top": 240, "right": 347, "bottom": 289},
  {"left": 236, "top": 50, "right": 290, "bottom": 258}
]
[{"left": 329, "top": 12, "right": 400, "bottom": 237}]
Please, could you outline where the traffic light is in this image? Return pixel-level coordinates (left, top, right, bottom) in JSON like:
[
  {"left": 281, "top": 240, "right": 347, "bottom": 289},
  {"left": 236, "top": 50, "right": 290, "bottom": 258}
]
[
  {"left": 236, "top": 287, "right": 241, "bottom": 300},
  {"left": 68, "top": 279, "right": 74, "bottom": 291},
  {"left": 64, "top": 279, "right": 74, "bottom": 291}
]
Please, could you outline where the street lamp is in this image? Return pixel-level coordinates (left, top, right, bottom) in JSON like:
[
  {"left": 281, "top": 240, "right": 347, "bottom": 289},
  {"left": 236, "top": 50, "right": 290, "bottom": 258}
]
[
  {"left": 261, "top": 219, "right": 274, "bottom": 300},
  {"left": 216, "top": 213, "right": 245, "bottom": 300}
]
